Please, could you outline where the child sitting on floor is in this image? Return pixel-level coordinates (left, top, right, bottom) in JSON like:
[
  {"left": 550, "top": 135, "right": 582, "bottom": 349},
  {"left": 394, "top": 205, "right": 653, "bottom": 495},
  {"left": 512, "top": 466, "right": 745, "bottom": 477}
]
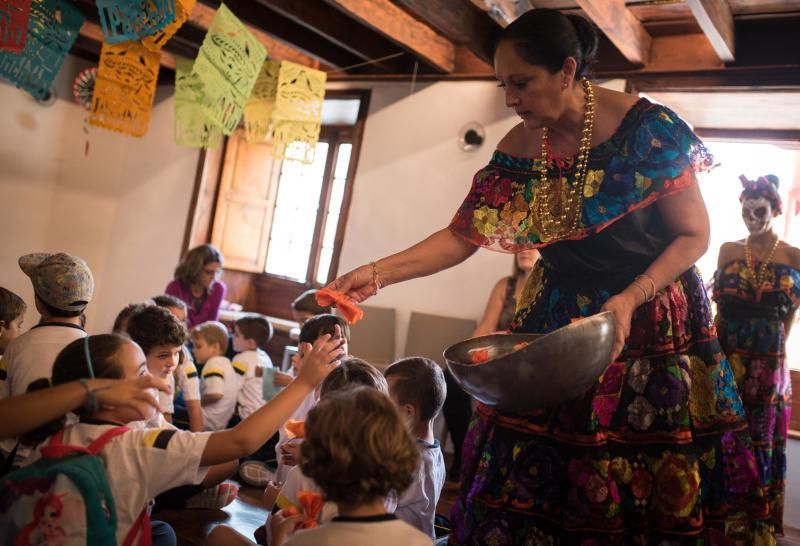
[
  {"left": 23, "top": 332, "right": 342, "bottom": 545},
  {"left": 274, "top": 387, "right": 431, "bottom": 545},
  {"left": 153, "top": 295, "right": 203, "bottom": 432},
  {"left": 0, "top": 287, "right": 26, "bottom": 356},
  {"left": 232, "top": 314, "right": 274, "bottom": 420},
  {"left": 274, "top": 314, "right": 350, "bottom": 483},
  {"left": 191, "top": 321, "right": 239, "bottom": 432},
  {"left": 384, "top": 357, "right": 447, "bottom": 539}
]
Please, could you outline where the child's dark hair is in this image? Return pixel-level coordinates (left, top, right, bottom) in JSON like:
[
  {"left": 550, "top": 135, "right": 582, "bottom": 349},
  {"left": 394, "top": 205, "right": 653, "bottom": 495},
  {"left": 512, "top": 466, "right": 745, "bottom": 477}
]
[
  {"left": 291, "top": 289, "right": 331, "bottom": 315},
  {"left": 127, "top": 306, "right": 188, "bottom": 355},
  {"left": 26, "top": 334, "right": 130, "bottom": 441},
  {"left": 152, "top": 294, "right": 187, "bottom": 313},
  {"left": 384, "top": 357, "right": 447, "bottom": 422},
  {"left": 319, "top": 357, "right": 388, "bottom": 399},
  {"left": 235, "top": 314, "right": 273, "bottom": 350},
  {"left": 36, "top": 295, "right": 82, "bottom": 318},
  {"left": 112, "top": 302, "right": 150, "bottom": 334},
  {"left": 0, "top": 287, "right": 26, "bottom": 324},
  {"left": 299, "top": 387, "right": 418, "bottom": 507},
  {"left": 299, "top": 313, "right": 350, "bottom": 344}
]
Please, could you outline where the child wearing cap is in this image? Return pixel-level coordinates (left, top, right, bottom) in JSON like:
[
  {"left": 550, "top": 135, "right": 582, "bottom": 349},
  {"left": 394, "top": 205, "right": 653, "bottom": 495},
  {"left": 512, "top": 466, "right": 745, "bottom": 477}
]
[{"left": 0, "top": 253, "right": 94, "bottom": 464}]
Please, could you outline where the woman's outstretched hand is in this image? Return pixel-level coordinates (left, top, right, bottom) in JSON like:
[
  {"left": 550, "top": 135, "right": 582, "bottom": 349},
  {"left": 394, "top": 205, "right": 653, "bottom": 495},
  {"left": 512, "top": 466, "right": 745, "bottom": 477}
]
[
  {"left": 326, "top": 263, "right": 379, "bottom": 304},
  {"left": 600, "top": 293, "right": 636, "bottom": 362}
]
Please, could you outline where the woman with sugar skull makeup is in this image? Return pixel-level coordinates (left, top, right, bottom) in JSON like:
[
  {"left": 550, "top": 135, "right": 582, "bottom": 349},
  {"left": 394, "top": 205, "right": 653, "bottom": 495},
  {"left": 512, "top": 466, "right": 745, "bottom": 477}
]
[{"left": 713, "top": 174, "right": 800, "bottom": 534}]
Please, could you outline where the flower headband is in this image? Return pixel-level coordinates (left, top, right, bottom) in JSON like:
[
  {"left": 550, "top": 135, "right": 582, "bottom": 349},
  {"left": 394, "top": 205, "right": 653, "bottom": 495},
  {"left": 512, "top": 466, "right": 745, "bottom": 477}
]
[{"left": 739, "top": 174, "right": 782, "bottom": 215}]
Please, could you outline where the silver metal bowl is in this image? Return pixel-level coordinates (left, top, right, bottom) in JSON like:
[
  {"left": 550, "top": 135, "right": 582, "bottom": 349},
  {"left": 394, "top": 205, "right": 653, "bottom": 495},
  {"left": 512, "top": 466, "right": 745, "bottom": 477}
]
[{"left": 444, "top": 311, "right": 616, "bottom": 412}]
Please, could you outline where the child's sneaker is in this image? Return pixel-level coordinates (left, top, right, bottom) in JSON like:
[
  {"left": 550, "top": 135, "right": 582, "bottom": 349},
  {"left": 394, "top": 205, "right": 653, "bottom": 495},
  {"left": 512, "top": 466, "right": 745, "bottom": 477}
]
[
  {"left": 239, "top": 460, "right": 274, "bottom": 487},
  {"left": 185, "top": 481, "right": 239, "bottom": 510}
]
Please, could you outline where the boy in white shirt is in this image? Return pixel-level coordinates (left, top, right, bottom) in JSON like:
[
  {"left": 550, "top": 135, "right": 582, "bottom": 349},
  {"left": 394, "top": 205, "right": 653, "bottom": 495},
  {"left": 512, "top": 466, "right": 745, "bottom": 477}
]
[
  {"left": 153, "top": 295, "right": 203, "bottom": 432},
  {"left": 384, "top": 357, "right": 447, "bottom": 539},
  {"left": 191, "top": 321, "right": 239, "bottom": 431},
  {"left": 0, "top": 253, "right": 93, "bottom": 464},
  {"left": 0, "top": 287, "right": 26, "bottom": 357},
  {"left": 232, "top": 314, "right": 274, "bottom": 419}
]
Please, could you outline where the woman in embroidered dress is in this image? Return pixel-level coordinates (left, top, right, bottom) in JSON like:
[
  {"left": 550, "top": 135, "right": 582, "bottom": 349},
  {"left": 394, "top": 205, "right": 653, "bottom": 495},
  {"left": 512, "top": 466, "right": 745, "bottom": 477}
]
[
  {"left": 328, "top": 9, "right": 774, "bottom": 544},
  {"left": 713, "top": 174, "right": 800, "bottom": 535}
]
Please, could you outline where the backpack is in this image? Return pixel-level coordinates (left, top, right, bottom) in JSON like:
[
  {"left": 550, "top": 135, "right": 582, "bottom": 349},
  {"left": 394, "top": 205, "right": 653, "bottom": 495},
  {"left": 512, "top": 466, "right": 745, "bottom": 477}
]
[{"left": 0, "top": 426, "right": 152, "bottom": 546}]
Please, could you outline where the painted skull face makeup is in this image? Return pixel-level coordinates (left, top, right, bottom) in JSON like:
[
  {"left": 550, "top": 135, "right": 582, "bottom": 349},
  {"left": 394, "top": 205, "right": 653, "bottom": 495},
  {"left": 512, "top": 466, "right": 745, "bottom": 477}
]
[{"left": 741, "top": 196, "right": 773, "bottom": 234}]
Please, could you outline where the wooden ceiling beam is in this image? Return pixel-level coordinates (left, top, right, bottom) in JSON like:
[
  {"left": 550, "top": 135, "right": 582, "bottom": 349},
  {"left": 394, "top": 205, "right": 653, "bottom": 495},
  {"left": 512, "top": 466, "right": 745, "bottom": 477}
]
[
  {"left": 468, "top": 0, "right": 532, "bottom": 27},
  {"left": 686, "top": 0, "right": 735, "bottom": 62},
  {"left": 393, "top": 0, "right": 501, "bottom": 64},
  {"left": 575, "top": 0, "right": 652, "bottom": 66},
  {"left": 321, "top": 0, "right": 456, "bottom": 73}
]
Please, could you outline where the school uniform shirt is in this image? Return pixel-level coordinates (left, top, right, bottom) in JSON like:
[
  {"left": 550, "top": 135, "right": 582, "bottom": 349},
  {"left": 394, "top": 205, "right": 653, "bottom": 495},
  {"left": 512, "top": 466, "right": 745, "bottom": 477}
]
[
  {"left": 200, "top": 355, "right": 240, "bottom": 431},
  {"left": 26, "top": 423, "right": 211, "bottom": 546},
  {"left": 176, "top": 347, "right": 201, "bottom": 402},
  {"left": 394, "top": 439, "right": 446, "bottom": 538},
  {"left": 232, "top": 349, "right": 273, "bottom": 419},
  {"left": 283, "top": 514, "right": 433, "bottom": 546},
  {"left": 0, "top": 322, "right": 86, "bottom": 458},
  {"left": 158, "top": 374, "right": 176, "bottom": 415}
]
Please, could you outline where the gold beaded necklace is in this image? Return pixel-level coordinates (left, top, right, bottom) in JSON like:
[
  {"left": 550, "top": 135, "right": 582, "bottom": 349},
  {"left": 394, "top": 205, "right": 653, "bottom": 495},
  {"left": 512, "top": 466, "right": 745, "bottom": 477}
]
[
  {"left": 535, "top": 78, "right": 595, "bottom": 243},
  {"left": 744, "top": 232, "right": 780, "bottom": 301}
]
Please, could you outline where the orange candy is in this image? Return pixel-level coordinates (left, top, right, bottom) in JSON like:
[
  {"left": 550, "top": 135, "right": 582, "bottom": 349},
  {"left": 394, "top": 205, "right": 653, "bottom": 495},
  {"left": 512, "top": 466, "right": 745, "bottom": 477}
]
[
  {"left": 513, "top": 342, "right": 530, "bottom": 351},
  {"left": 284, "top": 419, "right": 305, "bottom": 439},
  {"left": 469, "top": 349, "right": 490, "bottom": 365},
  {"left": 315, "top": 288, "right": 365, "bottom": 324}
]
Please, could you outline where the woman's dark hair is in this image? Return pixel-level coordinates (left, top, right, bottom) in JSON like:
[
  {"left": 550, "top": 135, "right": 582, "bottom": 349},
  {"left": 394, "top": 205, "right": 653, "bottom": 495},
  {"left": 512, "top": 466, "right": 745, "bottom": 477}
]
[
  {"left": 174, "top": 244, "right": 223, "bottom": 286},
  {"left": 740, "top": 174, "right": 783, "bottom": 215},
  {"left": 497, "top": 9, "right": 599, "bottom": 79}
]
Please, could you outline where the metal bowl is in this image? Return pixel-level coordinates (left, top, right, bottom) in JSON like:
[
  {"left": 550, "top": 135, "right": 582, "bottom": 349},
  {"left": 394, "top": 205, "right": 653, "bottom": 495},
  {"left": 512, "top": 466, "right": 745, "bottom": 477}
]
[{"left": 444, "top": 311, "right": 616, "bottom": 412}]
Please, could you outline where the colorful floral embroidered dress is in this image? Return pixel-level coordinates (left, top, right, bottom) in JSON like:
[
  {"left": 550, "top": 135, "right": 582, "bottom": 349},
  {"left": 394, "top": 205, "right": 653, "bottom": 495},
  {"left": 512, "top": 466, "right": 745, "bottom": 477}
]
[
  {"left": 447, "top": 99, "right": 775, "bottom": 545},
  {"left": 713, "top": 259, "right": 800, "bottom": 534}
]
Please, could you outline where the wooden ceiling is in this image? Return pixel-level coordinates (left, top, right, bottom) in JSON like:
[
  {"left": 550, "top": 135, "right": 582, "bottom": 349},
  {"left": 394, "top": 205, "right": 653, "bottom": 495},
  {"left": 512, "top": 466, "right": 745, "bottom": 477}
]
[{"left": 69, "top": 0, "right": 800, "bottom": 91}]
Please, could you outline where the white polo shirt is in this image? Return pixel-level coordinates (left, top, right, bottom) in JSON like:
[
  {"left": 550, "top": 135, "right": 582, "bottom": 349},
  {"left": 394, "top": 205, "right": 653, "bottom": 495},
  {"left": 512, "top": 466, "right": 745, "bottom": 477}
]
[
  {"left": 200, "top": 356, "right": 240, "bottom": 431},
  {"left": 231, "top": 349, "right": 273, "bottom": 419}
]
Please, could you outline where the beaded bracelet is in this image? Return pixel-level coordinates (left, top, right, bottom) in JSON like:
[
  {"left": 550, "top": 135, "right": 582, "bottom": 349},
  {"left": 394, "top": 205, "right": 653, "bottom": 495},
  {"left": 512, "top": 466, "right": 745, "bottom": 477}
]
[
  {"left": 370, "top": 261, "right": 382, "bottom": 296},
  {"left": 634, "top": 274, "right": 657, "bottom": 302}
]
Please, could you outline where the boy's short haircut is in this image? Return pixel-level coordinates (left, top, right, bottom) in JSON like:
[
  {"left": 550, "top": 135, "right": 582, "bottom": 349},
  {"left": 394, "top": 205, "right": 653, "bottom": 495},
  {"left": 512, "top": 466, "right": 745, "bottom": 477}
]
[
  {"left": 235, "top": 314, "right": 273, "bottom": 350},
  {"left": 0, "top": 287, "right": 27, "bottom": 324},
  {"left": 112, "top": 303, "right": 150, "bottom": 334},
  {"left": 127, "top": 306, "right": 188, "bottom": 355},
  {"left": 299, "top": 313, "right": 350, "bottom": 345},
  {"left": 299, "top": 387, "right": 419, "bottom": 507},
  {"left": 384, "top": 357, "right": 447, "bottom": 422},
  {"left": 319, "top": 357, "right": 388, "bottom": 399},
  {"left": 291, "top": 289, "right": 331, "bottom": 315},
  {"left": 152, "top": 294, "right": 187, "bottom": 312},
  {"left": 191, "top": 321, "right": 230, "bottom": 352}
]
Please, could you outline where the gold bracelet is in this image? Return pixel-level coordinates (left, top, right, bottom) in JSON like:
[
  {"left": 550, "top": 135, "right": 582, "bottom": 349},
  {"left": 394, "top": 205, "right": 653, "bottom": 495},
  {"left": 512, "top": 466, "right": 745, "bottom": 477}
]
[
  {"left": 634, "top": 274, "right": 657, "bottom": 302},
  {"left": 631, "top": 281, "right": 649, "bottom": 304},
  {"left": 370, "top": 261, "right": 382, "bottom": 296}
]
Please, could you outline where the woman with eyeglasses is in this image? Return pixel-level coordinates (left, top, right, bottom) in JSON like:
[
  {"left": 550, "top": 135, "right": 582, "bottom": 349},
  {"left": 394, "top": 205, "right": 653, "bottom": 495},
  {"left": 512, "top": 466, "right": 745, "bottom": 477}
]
[{"left": 166, "top": 244, "right": 226, "bottom": 328}]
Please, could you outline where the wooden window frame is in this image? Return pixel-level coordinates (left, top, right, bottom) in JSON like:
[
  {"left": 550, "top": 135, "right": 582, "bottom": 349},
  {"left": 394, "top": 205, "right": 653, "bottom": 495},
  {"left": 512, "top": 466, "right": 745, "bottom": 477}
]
[{"left": 183, "top": 89, "right": 371, "bottom": 320}]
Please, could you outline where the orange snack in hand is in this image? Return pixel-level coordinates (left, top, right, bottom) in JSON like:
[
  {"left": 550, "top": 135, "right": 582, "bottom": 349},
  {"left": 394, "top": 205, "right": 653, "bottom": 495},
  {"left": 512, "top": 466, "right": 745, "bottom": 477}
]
[
  {"left": 316, "top": 288, "right": 364, "bottom": 324},
  {"left": 469, "top": 349, "right": 490, "bottom": 365},
  {"left": 296, "top": 491, "right": 324, "bottom": 529},
  {"left": 285, "top": 419, "right": 305, "bottom": 439}
]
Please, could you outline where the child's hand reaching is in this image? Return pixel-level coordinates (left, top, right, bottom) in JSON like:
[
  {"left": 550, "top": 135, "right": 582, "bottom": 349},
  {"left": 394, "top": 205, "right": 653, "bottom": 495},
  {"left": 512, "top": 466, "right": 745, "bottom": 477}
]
[
  {"left": 279, "top": 441, "right": 300, "bottom": 466},
  {"left": 295, "top": 329, "right": 344, "bottom": 388},
  {"left": 269, "top": 508, "right": 305, "bottom": 546},
  {"left": 273, "top": 370, "right": 294, "bottom": 387}
]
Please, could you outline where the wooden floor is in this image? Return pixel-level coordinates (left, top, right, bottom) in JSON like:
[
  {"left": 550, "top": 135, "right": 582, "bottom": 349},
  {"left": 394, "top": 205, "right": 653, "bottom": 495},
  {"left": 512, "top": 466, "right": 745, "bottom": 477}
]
[{"left": 158, "top": 479, "right": 800, "bottom": 546}]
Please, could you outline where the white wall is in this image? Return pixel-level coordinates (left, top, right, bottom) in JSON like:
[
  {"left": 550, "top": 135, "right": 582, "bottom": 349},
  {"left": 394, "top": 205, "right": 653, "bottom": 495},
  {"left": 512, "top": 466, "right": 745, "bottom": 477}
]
[
  {"left": 0, "top": 55, "right": 200, "bottom": 332},
  {"left": 332, "top": 80, "right": 520, "bottom": 355}
]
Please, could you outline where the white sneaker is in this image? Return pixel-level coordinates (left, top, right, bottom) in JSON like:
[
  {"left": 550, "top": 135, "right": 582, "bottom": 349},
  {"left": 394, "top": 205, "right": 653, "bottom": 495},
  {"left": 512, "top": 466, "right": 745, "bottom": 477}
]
[{"left": 239, "top": 460, "right": 274, "bottom": 487}]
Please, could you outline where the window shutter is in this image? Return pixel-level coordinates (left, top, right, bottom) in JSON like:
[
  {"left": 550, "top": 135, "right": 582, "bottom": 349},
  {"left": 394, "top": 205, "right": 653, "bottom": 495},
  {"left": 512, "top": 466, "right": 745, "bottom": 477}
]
[{"left": 210, "top": 128, "right": 281, "bottom": 272}]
